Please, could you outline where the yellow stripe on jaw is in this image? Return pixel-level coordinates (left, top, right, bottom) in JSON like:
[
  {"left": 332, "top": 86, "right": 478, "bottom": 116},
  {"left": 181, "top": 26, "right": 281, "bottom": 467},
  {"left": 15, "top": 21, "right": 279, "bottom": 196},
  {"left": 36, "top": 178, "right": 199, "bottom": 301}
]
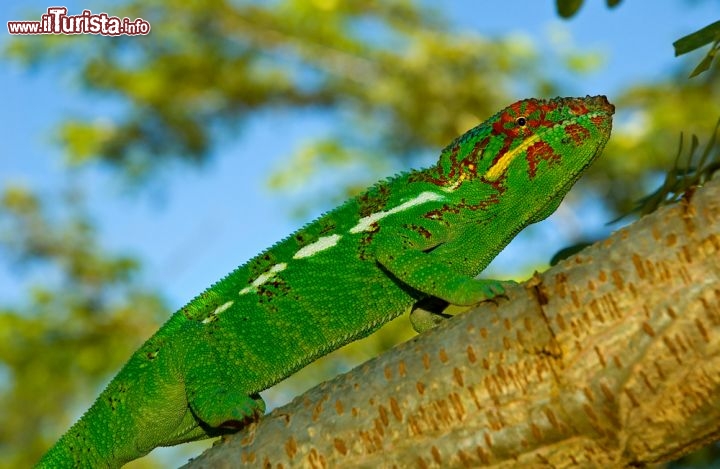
[{"left": 484, "top": 132, "right": 542, "bottom": 182}]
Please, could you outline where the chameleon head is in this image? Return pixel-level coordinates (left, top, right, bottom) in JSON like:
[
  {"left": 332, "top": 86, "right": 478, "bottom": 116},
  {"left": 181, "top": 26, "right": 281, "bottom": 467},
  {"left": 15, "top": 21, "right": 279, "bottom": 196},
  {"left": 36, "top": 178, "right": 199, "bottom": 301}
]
[
  {"left": 479, "top": 95, "right": 613, "bottom": 185},
  {"left": 486, "top": 95, "right": 614, "bottom": 221},
  {"left": 439, "top": 95, "right": 614, "bottom": 222}
]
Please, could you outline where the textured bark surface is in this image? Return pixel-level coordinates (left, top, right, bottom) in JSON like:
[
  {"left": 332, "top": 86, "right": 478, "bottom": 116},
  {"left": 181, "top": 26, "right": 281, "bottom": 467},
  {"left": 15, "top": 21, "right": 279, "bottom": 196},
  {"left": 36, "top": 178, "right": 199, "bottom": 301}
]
[{"left": 184, "top": 177, "right": 720, "bottom": 469}]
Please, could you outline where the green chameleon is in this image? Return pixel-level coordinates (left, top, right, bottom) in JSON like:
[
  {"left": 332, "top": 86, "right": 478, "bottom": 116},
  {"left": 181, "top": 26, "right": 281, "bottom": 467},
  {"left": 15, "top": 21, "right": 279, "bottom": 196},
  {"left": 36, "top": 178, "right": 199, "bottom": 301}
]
[{"left": 37, "top": 95, "right": 614, "bottom": 468}]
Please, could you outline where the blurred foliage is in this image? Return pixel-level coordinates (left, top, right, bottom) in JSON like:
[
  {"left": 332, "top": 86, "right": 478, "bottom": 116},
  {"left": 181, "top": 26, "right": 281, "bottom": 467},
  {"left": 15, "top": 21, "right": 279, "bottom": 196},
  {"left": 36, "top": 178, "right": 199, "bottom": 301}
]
[
  {"left": 590, "top": 67, "right": 720, "bottom": 215},
  {"left": 2, "top": 0, "right": 720, "bottom": 467},
  {"left": 0, "top": 185, "right": 168, "bottom": 467},
  {"left": 616, "top": 117, "right": 720, "bottom": 221},
  {"left": 6, "top": 0, "right": 545, "bottom": 183}
]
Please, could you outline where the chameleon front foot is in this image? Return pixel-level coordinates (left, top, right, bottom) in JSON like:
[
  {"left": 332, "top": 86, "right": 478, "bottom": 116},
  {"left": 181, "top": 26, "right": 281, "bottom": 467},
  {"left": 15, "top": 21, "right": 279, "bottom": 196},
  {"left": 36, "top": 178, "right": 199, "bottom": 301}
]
[
  {"left": 426, "top": 277, "right": 517, "bottom": 306},
  {"left": 460, "top": 278, "right": 517, "bottom": 304},
  {"left": 376, "top": 242, "right": 518, "bottom": 306},
  {"left": 410, "top": 279, "right": 517, "bottom": 333}
]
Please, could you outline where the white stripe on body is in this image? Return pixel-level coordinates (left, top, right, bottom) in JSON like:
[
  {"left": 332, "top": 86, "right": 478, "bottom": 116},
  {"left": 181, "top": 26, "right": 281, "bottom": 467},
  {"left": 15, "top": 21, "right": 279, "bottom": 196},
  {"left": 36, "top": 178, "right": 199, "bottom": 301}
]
[
  {"left": 293, "top": 234, "right": 342, "bottom": 259},
  {"left": 350, "top": 191, "right": 444, "bottom": 234},
  {"left": 239, "top": 262, "right": 288, "bottom": 295}
]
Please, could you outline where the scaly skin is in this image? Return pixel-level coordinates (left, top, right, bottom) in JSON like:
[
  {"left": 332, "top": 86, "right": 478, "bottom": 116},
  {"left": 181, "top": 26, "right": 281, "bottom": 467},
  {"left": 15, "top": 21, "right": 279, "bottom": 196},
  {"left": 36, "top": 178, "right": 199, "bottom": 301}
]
[{"left": 37, "top": 95, "right": 614, "bottom": 468}]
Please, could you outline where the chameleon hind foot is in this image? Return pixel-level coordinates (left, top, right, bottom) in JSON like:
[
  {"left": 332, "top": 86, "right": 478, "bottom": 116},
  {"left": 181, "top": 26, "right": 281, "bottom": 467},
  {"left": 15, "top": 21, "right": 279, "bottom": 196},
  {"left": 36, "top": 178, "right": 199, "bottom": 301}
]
[{"left": 189, "top": 389, "right": 266, "bottom": 429}]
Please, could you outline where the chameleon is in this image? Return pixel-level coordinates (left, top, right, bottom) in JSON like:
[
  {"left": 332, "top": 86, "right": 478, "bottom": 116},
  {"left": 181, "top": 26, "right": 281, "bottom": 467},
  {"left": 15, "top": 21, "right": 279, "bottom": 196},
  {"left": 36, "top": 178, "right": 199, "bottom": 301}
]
[{"left": 37, "top": 95, "right": 614, "bottom": 468}]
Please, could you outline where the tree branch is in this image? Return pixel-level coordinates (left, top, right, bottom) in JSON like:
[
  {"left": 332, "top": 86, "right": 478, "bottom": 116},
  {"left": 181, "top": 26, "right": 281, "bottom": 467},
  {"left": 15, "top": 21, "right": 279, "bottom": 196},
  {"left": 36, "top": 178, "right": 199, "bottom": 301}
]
[{"left": 184, "top": 176, "right": 720, "bottom": 468}]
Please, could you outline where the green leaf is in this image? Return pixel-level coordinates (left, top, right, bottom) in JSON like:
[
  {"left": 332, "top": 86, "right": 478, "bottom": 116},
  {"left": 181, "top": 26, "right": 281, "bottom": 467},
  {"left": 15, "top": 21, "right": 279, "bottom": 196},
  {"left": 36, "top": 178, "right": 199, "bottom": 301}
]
[
  {"left": 556, "top": 0, "right": 584, "bottom": 18},
  {"left": 673, "top": 20, "right": 720, "bottom": 56},
  {"left": 688, "top": 42, "right": 719, "bottom": 78},
  {"left": 606, "top": 0, "right": 622, "bottom": 7}
]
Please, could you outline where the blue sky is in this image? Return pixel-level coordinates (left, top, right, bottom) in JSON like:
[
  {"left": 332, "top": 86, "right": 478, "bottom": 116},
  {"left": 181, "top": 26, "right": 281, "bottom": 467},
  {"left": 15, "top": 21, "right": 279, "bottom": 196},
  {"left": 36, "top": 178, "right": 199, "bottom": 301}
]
[{"left": 3, "top": 1, "right": 718, "bottom": 310}]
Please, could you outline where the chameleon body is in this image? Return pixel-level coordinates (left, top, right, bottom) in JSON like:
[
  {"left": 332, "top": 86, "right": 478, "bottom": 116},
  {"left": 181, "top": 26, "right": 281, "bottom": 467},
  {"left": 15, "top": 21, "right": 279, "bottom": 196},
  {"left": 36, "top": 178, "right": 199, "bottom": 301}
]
[{"left": 37, "top": 96, "right": 614, "bottom": 468}]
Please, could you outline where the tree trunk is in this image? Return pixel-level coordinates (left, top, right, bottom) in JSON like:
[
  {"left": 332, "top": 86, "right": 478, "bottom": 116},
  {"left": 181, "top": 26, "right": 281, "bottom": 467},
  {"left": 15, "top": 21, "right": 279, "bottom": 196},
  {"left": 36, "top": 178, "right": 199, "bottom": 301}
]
[{"left": 184, "top": 176, "right": 720, "bottom": 469}]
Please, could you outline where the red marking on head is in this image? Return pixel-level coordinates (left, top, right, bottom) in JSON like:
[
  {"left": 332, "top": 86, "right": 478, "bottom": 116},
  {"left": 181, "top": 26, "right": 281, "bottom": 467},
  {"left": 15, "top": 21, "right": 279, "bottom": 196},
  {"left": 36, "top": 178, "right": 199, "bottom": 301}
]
[
  {"left": 568, "top": 101, "right": 589, "bottom": 116},
  {"left": 489, "top": 100, "right": 550, "bottom": 169},
  {"left": 492, "top": 120, "right": 507, "bottom": 136},
  {"left": 461, "top": 137, "right": 489, "bottom": 173},
  {"left": 492, "top": 99, "right": 564, "bottom": 150},
  {"left": 590, "top": 115, "right": 607, "bottom": 128},
  {"left": 526, "top": 141, "right": 561, "bottom": 178},
  {"left": 538, "top": 101, "right": 558, "bottom": 116},
  {"left": 564, "top": 123, "right": 591, "bottom": 146}
]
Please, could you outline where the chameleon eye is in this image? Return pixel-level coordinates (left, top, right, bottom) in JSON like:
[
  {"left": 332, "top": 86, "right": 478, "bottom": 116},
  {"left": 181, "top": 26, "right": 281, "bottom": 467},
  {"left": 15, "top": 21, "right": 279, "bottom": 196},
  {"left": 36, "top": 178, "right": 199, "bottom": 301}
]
[{"left": 516, "top": 117, "right": 527, "bottom": 126}]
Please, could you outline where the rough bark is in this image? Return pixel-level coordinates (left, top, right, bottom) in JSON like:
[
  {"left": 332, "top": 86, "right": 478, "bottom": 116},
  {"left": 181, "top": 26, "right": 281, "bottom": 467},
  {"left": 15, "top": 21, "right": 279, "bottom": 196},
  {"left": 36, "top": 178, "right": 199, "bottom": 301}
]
[{"left": 184, "top": 176, "right": 720, "bottom": 469}]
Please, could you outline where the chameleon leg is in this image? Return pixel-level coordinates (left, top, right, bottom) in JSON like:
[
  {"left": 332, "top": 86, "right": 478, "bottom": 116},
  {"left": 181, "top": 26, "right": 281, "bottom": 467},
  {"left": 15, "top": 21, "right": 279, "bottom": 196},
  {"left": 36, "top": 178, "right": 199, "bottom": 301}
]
[
  {"left": 376, "top": 243, "right": 516, "bottom": 307},
  {"left": 182, "top": 331, "right": 267, "bottom": 428},
  {"left": 187, "top": 386, "right": 266, "bottom": 429}
]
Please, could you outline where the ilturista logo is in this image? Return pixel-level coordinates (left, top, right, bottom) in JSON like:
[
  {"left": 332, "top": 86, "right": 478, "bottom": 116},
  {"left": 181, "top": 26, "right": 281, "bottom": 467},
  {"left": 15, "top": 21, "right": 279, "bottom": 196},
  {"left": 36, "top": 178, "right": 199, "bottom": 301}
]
[{"left": 7, "top": 6, "right": 151, "bottom": 36}]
